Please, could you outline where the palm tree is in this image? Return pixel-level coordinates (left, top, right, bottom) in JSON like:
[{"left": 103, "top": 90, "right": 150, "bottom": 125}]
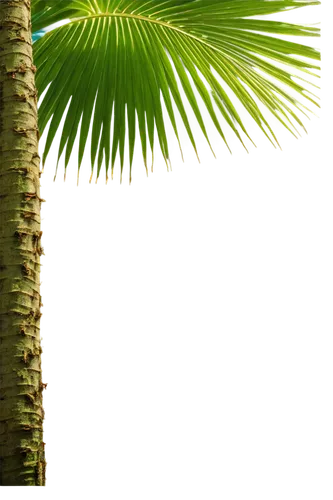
[
  {"left": 0, "top": 0, "right": 320, "bottom": 486},
  {"left": 0, "top": 0, "right": 45, "bottom": 486}
]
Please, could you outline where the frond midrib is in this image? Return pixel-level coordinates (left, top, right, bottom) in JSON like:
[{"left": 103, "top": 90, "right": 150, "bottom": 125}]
[{"left": 67, "top": 12, "right": 222, "bottom": 54}]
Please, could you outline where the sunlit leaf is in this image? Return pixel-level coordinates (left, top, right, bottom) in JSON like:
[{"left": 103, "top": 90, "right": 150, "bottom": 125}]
[{"left": 32, "top": 0, "right": 320, "bottom": 182}]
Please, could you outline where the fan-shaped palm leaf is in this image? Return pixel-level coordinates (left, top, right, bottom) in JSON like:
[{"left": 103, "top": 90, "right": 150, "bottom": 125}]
[{"left": 32, "top": 0, "right": 320, "bottom": 183}]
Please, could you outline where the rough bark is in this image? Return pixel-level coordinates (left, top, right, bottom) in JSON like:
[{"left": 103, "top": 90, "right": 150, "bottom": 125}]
[{"left": 0, "top": 0, "right": 45, "bottom": 486}]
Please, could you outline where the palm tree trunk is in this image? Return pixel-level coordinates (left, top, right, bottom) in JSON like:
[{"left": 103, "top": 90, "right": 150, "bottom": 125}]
[{"left": 0, "top": 0, "right": 45, "bottom": 486}]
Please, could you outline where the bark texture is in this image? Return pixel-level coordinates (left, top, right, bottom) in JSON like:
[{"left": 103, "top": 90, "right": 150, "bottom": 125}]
[{"left": 0, "top": 0, "right": 45, "bottom": 486}]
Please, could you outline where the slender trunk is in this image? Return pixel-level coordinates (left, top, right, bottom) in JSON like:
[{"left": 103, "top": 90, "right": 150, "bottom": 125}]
[{"left": 0, "top": 0, "right": 45, "bottom": 486}]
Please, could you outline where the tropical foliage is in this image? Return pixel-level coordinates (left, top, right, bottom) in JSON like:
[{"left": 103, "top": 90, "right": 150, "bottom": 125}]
[{"left": 31, "top": 0, "right": 320, "bottom": 183}]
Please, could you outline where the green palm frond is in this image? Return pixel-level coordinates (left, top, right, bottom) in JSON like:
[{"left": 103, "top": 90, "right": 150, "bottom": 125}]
[{"left": 32, "top": 0, "right": 320, "bottom": 183}]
